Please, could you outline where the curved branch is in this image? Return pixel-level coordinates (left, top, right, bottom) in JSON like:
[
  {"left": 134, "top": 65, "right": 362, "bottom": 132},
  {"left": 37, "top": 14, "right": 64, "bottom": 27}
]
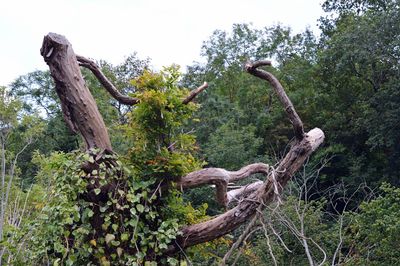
[
  {"left": 175, "top": 128, "right": 324, "bottom": 250},
  {"left": 76, "top": 55, "right": 140, "bottom": 105},
  {"left": 245, "top": 60, "right": 305, "bottom": 140},
  {"left": 77, "top": 55, "right": 208, "bottom": 106},
  {"left": 178, "top": 163, "right": 270, "bottom": 206}
]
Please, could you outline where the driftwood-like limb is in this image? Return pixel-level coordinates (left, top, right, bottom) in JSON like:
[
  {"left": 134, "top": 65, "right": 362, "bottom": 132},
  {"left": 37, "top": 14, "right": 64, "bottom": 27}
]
[
  {"left": 176, "top": 128, "right": 324, "bottom": 249},
  {"left": 40, "top": 33, "right": 112, "bottom": 150},
  {"left": 76, "top": 55, "right": 140, "bottom": 105},
  {"left": 182, "top": 82, "right": 208, "bottom": 104},
  {"left": 227, "top": 181, "right": 263, "bottom": 205},
  {"left": 245, "top": 60, "right": 305, "bottom": 140},
  {"left": 178, "top": 163, "right": 269, "bottom": 206}
]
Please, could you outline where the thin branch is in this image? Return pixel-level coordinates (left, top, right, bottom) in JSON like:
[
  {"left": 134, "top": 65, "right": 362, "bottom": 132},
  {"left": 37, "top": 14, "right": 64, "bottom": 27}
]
[
  {"left": 220, "top": 214, "right": 259, "bottom": 266},
  {"left": 260, "top": 217, "right": 278, "bottom": 266},
  {"left": 4, "top": 139, "right": 32, "bottom": 222},
  {"left": 76, "top": 55, "right": 140, "bottom": 105},
  {"left": 245, "top": 60, "right": 305, "bottom": 140},
  {"left": 267, "top": 219, "right": 292, "bottom": 253},
  {"left": 77, "top": 55, "right": 208, "bottom": 106},
  {"left": 232, "top": 227, "right": 261, "bottom": 266},
  {"left": 182, "top": 82, "right": 208, "bottom": 104}
]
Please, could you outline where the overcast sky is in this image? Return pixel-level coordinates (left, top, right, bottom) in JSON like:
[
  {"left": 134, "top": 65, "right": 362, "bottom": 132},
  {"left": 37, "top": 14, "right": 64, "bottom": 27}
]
[{"left": 0, "top": 0, "right": 324, "bottom": 86}]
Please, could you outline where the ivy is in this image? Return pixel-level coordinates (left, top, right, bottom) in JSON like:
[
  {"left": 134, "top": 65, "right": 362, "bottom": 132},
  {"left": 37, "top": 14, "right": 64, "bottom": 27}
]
[{"left": 28, "top": 66, "right": 207, "bottom": 265}]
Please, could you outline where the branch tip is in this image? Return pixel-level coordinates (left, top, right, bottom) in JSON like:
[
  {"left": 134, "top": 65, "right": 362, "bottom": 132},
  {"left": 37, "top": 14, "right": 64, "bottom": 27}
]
[
  {"left": 245, "top": 59, "right": 304, "bottom": 140},
  {"left": 182, "top": 81, "right": 209, "bottom": 104}
]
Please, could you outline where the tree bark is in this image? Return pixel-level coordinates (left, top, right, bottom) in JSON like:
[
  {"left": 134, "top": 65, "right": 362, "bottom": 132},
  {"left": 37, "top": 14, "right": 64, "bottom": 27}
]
[
  {"left": 40, "top": 33, "right": 325, "bottom": 258},
  {"left": 176, "top": 128, "right": 324, "bottom": 249},
  {"left": 178, "top": 163, "right": 269, "bottom": 206},
  {"left": 40, "top": 33, "right": 112, "bottom": 151}
]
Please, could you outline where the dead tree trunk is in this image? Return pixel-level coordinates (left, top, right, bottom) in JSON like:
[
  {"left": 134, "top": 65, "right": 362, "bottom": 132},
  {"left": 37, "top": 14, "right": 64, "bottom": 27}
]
[
  {"left": 40, "top": 33, "right": 324, "bottom": 258},
  {"left": 40, "top": 33, "right": 112, "bottom": 151}
]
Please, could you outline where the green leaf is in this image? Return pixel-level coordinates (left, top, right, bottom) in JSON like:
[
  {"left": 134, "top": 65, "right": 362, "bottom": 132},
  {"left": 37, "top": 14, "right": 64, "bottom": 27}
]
[
  {"left": 112, "top": 224, "right": 118, "bottom": 231},
  {"left": 111, "top": 240, "right": 121, "bottom": 246},
  {"left": 159, "top": 243, "right": 168, "bottom": 249},
  {"left": 136, "top": 204, "right": 145, "bottom": 213},
  {"left": 53, "top": 258, "right": 61, "bottom": 266},
  {"left": 94, "top": 188, "right": 101, "bottom": 195},
  {"left": 121, "top": 233, "right": 129, "bottom": 241}
]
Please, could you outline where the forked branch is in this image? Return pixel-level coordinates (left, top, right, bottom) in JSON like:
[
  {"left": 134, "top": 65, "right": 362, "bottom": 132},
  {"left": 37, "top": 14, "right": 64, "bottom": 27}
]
[{"left": 175, "top": 128, "right": 324, "bottom": 250}]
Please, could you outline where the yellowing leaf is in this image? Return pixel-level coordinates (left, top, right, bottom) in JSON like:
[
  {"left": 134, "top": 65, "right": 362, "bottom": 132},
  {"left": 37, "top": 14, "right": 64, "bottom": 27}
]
[
  {"left": 89, "top": 239, "right": 97, "bottom": 247},
  {"left": 100, "top": 257, "right": 110, "bottom": 266}
]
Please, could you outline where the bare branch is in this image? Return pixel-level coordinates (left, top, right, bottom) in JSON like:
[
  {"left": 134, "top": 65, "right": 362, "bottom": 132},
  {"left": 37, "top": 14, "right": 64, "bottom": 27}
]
[
  {"left": 250, "top": 59, "right": 272, "bottom": 68},
  {"left": 178, "top": 163, "right": 269, "bottom": 206},
  {"left": 77, "top": 55, "right": 208, "bottom": 106},
  {"left": 174, "top": 128, "right": 324, "bottom": 250},
  {"left": 221, "top": 214, "right": 260, "bottom": 266},
  {"left": 76, "top": 55, "right": 140, "bottom": 105},
  {"left": 227, "top": 181, "right": 263, "bottom": 205},
  {"left": 182, "top": 82, "right": 208, "bottom": 104},
  {"left": 245, "top": 60, "right": 305, "bottom": 140}
]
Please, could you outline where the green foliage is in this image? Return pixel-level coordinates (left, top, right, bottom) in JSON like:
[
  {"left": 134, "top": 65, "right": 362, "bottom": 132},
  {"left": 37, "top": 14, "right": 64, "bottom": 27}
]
[
  {"left": 345, "top": 183, "right": 400, "bottom": 265},
  {"left": 4, "top": 1, "right": 400, "bottom": 263},
  {"left": 0, "top": 86, "right": 21, "bottom": 132},
  {"left": 204, "top": 122, "right": 263, "bottom": 169},
  {"left": 0, "top": 184, "right": 47, "bottom": 264},
  {"left": 25, "top": 67, "right": 206, "bottom": 265}
]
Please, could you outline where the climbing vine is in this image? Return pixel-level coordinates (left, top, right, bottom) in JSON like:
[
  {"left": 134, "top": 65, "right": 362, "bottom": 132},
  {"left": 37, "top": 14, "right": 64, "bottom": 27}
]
[{"left": 30, "top": 66, "right": 207, "bottom": 265}]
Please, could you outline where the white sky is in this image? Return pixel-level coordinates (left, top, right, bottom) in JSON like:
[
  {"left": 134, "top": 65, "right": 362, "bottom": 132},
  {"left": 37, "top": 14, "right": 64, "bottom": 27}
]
[{"left": 0, "top": 0, "right": 324, "bottom": 86}]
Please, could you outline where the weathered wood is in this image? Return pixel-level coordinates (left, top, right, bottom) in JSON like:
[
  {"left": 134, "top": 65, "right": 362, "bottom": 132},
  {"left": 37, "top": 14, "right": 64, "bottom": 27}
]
[
  {"left": 40, "top": 33, "right": 325, "bottom": 257},
  {"left": 245, "top": 60, "right": 305, "bottom": 140},
  {"left": 178, "top": 163, "right": 269, "bottom": 206},
  {"left": 40, "top": 33, "right": 112, "bottom": 151},
  {"left": 227, "top": 180, "right": 263, "bottom": 205},
  {"left": 77, "top": 55, "right": 140, "bottom": 105},
  {"left": 176, "top": 128, "right": 324, "bottom": 249},
  {"left": 182, "top": 82, "right": 208, "bottom": 104}
]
